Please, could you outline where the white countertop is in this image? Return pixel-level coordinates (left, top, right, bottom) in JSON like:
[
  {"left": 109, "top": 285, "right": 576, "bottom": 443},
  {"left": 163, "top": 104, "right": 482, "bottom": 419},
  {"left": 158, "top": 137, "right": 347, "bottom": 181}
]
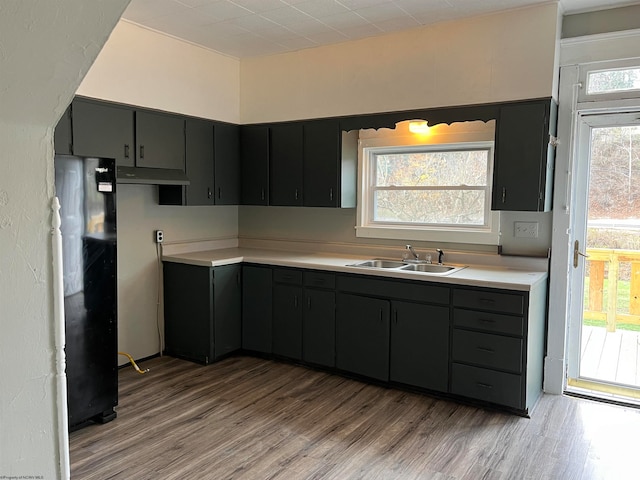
[{"left": 162, "top": 247, "right": 547, "bottom": 291}]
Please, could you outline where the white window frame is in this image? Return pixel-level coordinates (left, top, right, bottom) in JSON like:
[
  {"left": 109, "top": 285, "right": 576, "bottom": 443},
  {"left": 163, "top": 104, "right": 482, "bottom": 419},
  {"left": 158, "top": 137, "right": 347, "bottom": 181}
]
[{"left": 356, "top": 139, "right": 500, "bottom": 245}]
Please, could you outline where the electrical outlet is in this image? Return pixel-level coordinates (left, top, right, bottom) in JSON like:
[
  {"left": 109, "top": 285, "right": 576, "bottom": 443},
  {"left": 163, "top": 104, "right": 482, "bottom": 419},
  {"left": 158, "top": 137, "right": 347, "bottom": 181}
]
[
  {"left": 155, "top": 230, "right": 164, "bottom": 244},
  {"left": 514, "top": 222, "right": 539, "bottom": 238}
]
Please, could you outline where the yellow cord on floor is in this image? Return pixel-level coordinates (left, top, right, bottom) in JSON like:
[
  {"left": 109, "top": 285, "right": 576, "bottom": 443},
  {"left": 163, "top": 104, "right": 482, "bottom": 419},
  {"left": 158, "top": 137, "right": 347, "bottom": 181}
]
[{"left": 118, "top": 352, "right": 150, "bottom": 374}]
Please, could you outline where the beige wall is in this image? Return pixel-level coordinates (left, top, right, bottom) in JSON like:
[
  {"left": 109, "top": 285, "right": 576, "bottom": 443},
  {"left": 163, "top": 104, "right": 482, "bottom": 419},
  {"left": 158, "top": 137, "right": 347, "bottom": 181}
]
[
  {"left": 77, "top": 21, "right": 241, "bottom": 363},
  {"left": 240, "top": 3, "right": 560, "bottom": 123},
  {"left": 78, "top": 20, "right": 241, "bottom": 123},
  {"left": 239, "top": 3, "right": 560, "bottom": 256},
  {"left": 1, "top": 1, "right": 130, "bottom": 477}
]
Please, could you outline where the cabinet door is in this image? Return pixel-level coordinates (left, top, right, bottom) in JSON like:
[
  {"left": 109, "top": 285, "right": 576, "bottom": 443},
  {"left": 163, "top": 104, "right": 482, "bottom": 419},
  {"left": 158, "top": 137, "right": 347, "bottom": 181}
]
[
  {"left": 336, "top": 293, "right": 390, "bottom": 381},
  {"left": 270, "top": 123, "right": 303, "bottom": 206},
  {"left": 214, "top": 123, "right": 240, "bottom": 205},
  {"left": 273, "top": 284, "right": 303, "bottom": 360},
  {"left": 185, "top": 118, "right": 215, "bottom": 205},
  {"left": 54, "top": 104, "right": 72, "bottom": 155},
  {"left": 72, "top": 99, "right": 135, "bottom": 166},
  {"left": 163, "top": 263, "right": 213, "bottom": 364},
  {"left": 240, "top": 125, "right": 269, "bottom": 205},
  {"left": 213, "top": 264, "right": 242, "bottom": 359},
  {"left": 303, "top": 288, "right": 335, "bottom": 367},
  {"left": 390, "top": 301, "right": 449, "bottom": 392},
  {"left": 492, "top": 100, "right": 551, "bottom": 211},
  {"left": 136, "top": 110, "right": 185, "bottom": 170},
  {"left": 304, "top": 119, "right": 340, "bottom": 207},
  {"left": 242, "top": 265, "right": 273, "bottom": 353}
]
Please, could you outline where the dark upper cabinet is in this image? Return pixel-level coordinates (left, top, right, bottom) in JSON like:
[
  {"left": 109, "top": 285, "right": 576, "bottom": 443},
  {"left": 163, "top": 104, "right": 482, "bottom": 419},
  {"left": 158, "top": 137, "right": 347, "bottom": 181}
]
[
  {"left": 492, "top": 99, "right": 557, "bottom": 212},
  {"left": 303, "top": 119, "right": 357, "bottom": 208},
  {"left": 241, "top": 125, "right": 269, "bottom": 205},
  {"left": 214, "top": 122, "right": 240, "bottom": 205},
  {"left": 71, "top": 98, "right": 135, "bottom": 166},
  {"left": 159, "top": 120, "right": 240, "bottom": 206},
  {"left": 390, "top": 301, "right": 449, "bottom": 392},
  {"left": 135, "top": 110, "right": 185, "bottom": 171},
  {"left": 270, "top": 123, "right": 304, "bottom": 206},
  {"left": 242, "top": 265, "right": 273, "bottom": 353},
  {"left": 184, "top": 118, "right": 215, "bottom": 205},
  {"left": 54, "top": 104, "right": 72, "bottom": 155}
]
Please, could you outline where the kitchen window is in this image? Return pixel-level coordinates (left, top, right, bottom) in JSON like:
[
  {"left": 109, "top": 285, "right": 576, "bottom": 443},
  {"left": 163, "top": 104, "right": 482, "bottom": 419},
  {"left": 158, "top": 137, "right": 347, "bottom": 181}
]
[{"left": 356, "top": 139, "right": 500, "bottom": 245}]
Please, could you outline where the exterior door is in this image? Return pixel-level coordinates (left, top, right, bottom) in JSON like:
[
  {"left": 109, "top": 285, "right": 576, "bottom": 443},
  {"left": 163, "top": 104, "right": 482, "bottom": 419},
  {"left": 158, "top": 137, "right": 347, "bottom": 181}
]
[{"left": 567, "top": 112, "right": 640, "bottom": 398}]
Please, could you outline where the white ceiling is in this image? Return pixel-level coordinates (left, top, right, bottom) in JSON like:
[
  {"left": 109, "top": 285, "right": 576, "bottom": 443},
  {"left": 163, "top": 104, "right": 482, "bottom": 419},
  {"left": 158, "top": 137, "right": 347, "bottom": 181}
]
[{"left": 121, "top": 0, "right": 638, "bottom": 58}]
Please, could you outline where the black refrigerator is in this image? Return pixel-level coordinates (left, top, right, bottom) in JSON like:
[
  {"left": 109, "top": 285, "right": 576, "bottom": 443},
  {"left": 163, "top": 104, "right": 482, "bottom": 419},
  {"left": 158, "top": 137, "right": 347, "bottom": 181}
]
[{"left": 54, "top": 155, "right": 118, "bottom": 429}]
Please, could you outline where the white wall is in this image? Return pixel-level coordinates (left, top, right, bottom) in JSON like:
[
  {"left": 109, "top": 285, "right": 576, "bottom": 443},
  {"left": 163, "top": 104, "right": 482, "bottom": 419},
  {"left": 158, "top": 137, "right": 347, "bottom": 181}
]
[
  {"left": 241, "top": 3, "right": 559, "bottom": 123},
  {"left": 77, "top": 21, "right": 242, "bottom": 363},
  {"left": 117, "top": 186, "right": 237, "bottom": 360},
  {"left": 0, "top": 2, "right": 130, "bottom": 477},
  {"left": 239, "top": 4, "right": 559, "bottom": 256},
  {"left": 78, "top": 21, "right": 240, "bottom": 123}
]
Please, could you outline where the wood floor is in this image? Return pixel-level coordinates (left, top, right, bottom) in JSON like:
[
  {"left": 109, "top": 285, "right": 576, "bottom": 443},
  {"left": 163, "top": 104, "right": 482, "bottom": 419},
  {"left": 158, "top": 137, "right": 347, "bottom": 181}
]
[
  {"left": 70, "top": 355, "right": 640, "bottom": 480},
  {"left": 580, "top": 325, "right": 640, "bottom": 386}
]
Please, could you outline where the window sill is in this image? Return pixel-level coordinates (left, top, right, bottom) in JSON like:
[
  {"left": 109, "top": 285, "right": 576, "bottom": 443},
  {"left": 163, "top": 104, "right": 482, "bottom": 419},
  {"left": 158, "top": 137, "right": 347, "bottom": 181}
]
[{"left": 355, "top": 224, "right": 500, "bottom": 246}]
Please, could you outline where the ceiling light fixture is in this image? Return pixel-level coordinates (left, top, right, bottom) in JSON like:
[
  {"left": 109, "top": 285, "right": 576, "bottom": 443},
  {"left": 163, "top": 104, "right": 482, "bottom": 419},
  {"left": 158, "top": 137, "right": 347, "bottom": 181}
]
[{"left": 408, "top": 120, "right": 429, "bottom": 134}]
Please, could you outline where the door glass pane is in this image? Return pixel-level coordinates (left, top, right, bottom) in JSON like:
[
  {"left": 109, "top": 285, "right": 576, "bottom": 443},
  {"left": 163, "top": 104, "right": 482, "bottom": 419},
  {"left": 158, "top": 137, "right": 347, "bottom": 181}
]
[
  {"left": 581, "top": 124, "right": 640, "bottom": 389},
  {"left": 587, "top": 68, "right": 640, "bottom": 95}
]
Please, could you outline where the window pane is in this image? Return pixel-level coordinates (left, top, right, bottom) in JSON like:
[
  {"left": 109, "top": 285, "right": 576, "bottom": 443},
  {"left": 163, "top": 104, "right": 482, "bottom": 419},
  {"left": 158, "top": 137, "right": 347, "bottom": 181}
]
[
  {"left": 374, "top": 190, "right": 485, "bottom": 225},
  {"left": 375, "top": 150, "right": 488, "bottom": 187},
  {"left": 587, "top": 68, "right": 640, "bottom": 94}
]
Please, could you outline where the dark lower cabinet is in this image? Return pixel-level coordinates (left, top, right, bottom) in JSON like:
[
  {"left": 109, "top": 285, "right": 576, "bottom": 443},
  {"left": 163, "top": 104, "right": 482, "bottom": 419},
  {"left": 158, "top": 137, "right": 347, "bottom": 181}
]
[
  {"left": 390, "top": 301, "right": 449, "bottom": 392},
  {"left": 163, "top": 262, "right": 241, "bottom": 364},
  {"left": 272, "top": 269, "right": 304, "bottom": 360},
  {"left": 273, "top": 283, "right": 303, "bottom": 360},
  {"left": 303, "top": 288, "right": 335, "bottom": 367},
  {"left": 242, "top": 265, "right": 273, "bottom": 353},
  {"left": 336, "top": 293, "right": 390, "bottom": 382},
  {"left": 213, "top": 264, "right": 242, "bottom": 359}
]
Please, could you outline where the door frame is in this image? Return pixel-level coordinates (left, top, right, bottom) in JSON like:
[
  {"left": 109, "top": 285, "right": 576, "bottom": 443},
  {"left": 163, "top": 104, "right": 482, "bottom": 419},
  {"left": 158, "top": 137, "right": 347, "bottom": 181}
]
[{"left": 546, "top": 57, "right": 640, "bottom": 395}]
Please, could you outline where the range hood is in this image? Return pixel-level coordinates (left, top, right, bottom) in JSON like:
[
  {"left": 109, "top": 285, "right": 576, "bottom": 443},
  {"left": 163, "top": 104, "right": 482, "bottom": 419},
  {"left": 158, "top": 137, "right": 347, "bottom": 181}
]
[{"left": 116, "top": 166, "right": 190, "bottom": 185}]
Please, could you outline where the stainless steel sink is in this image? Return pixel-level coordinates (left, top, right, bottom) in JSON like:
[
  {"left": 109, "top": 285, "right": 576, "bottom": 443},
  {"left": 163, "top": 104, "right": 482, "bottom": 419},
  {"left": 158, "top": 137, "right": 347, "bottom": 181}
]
[
  {"left": 400, "top": 263, "right": 466, "bottom": 275},
  {"left": 350, "top": 259, "right": 406, "bottom": 269}
]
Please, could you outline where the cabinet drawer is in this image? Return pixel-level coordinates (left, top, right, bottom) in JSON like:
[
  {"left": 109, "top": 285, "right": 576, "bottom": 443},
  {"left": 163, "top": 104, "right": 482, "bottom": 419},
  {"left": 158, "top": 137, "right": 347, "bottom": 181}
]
[
  {"left": 337, "top": 275, "right": 449, "bottom": 305},
  {"left": 273, "top": 268, "right": 303, "bottom": 285},
  {"left": 453, "top": 288, "right": 524, "bottom": 315},
  {"left": 451, "top": 363, "right": 522, "bottom": 409},
  {"left": 304, "top": 271, "right": 335, "bottom": 289},
  {"left": 452, "top": 330, "right": 523, "bottom": 374},
  {"left": 453, "top": 309, "right": 524, "bottom": 336}
]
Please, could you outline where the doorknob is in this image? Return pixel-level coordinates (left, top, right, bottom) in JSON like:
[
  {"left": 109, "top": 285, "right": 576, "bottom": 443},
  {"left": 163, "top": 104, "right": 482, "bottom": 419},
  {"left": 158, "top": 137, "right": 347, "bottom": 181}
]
[{"left": 573, "top": 240, "right": 589, "bottom": 268}]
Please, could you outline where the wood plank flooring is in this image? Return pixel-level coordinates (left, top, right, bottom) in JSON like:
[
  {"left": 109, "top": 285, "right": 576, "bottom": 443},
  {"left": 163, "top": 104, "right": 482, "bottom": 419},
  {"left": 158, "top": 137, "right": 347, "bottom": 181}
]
[
  {"left": 70, "top": 355, "right": 640, "bottom": 479},
  {"left": 580, "top": 325, "right": 640, "bottom": 386}
]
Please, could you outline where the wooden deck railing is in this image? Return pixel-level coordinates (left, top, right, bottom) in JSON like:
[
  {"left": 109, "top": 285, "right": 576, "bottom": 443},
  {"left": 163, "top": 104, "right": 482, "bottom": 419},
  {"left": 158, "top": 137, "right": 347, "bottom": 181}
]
[{"left": 584, "top": 248, "right": 640, "bottom": 332}]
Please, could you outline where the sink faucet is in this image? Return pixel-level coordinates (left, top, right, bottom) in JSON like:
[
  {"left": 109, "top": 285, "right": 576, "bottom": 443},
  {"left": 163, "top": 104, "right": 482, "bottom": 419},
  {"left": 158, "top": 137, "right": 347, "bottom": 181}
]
[
  {"left": 405, "top": 244, "right": 419, "bottom": 261},
  {"left": 436, "top": 248, "right": 444, "bottom": 264}
]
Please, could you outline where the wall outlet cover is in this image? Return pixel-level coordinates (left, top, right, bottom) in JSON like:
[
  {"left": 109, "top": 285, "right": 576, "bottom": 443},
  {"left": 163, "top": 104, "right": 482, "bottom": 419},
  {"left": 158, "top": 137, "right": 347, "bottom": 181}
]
[
  {"left": 155, "top": 230, "right": 164, "bottom": 243},
  {"left": 514, "top": 222, "right": 539, "bottom": 238}
]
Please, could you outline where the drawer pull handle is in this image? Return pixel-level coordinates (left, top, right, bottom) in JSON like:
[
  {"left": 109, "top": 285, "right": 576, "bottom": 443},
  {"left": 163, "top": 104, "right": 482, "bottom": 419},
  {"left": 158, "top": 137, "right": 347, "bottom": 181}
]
[
  {"left": 479, "top": 298, "right": 496, "bottom": 305},
  {"left": 294, "top": 295, "right": 298, "bottom": 308},
  {"left": 477, "top": 346, "right": 495, "bottom": 353},
  {"left": 479, "top": 318, "right": 496, "bottom": 323},
  {"left": 477, "top": 382, "right": 493, "bottom": 389}
]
